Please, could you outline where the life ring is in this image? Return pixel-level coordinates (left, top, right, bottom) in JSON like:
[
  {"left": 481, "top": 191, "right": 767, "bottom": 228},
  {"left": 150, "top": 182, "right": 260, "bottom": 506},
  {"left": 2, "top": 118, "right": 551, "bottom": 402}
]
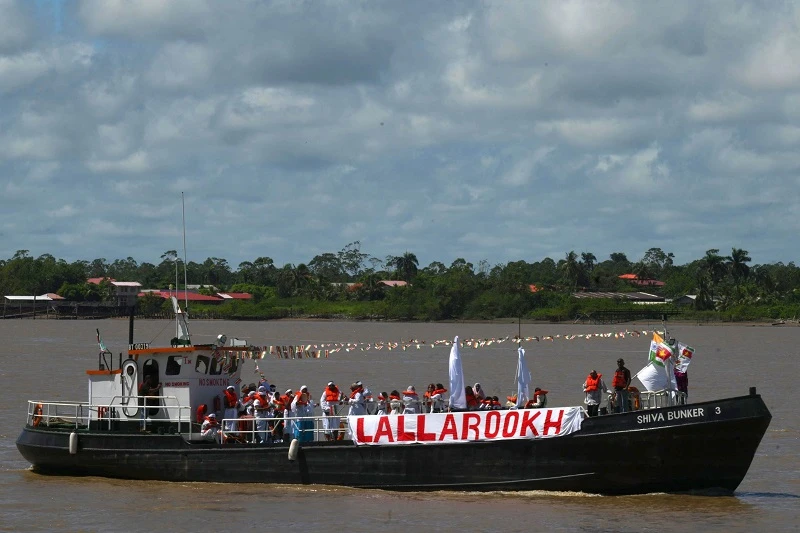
[{"left": 32, "top": 403, "right": 43, "bottom": 427}]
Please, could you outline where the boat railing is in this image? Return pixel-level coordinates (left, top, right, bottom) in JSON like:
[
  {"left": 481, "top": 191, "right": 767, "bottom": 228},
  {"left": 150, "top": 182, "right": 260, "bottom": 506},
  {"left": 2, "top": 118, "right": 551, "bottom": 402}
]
[
  {"left": 26, "top": 397, "right": 192, "bottom": 432},
  {"left": 214, "top": 413, "right": 349, "bottom": 444}
]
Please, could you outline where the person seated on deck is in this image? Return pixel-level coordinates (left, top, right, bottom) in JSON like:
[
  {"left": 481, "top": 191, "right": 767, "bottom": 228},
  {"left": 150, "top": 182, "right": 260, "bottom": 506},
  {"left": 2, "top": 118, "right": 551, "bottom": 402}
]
[
  {"left": 465, "top": 385, "right": 479, "bottom": 410},
  {"left": 524, "top": 388, "right": 548, "bottom": 409},
  {"left": 388, "top": 390, "right": 403, "bottom": 414},
  {"left": 473, "top": 383, "right": 486, "bottom": 402},
  {"left": 200, "top": 413, "right": 220, "bottom": 442},
  {"left": 375, "top": 392, "right": 388, "bottom": 415},
  {"left": 430, "top": 383, "right": 448, "bottom": 413},
  {"left": 505, "top": 394, "right": 518, "bottom": 408},
  {"left": 402, "top": 386, "right": 420, "bottom": 414},
  {"left": 489, "top": 396, "right": 502, "bottom": 410},
  {"left": 423, "top": 383, "right": 436, "bottom": 412}
]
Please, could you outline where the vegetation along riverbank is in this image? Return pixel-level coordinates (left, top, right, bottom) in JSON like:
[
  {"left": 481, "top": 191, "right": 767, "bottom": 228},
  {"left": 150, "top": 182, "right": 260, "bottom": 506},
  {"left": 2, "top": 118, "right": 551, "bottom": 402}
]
[{"left": 2, "top": 244, "right": 799, "bottom": 323}]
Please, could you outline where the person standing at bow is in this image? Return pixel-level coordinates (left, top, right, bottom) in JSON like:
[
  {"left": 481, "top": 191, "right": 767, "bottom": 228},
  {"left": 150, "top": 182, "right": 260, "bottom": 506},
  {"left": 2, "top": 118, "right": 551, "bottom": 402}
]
[
  {"left": 612, "top": 358, "right": 632, "bottom": 413},
  {"left": 320, "top": 381, "right": 342, "bottom": 441},
  {"left": 222, "top": 385, "right": 240, "bottom": 436},
  {"left": 583, "top": 370, "right": 606, "bottom": 417},
  {"left": 292, "top": 386, "right": 314, "bottom": 443}
]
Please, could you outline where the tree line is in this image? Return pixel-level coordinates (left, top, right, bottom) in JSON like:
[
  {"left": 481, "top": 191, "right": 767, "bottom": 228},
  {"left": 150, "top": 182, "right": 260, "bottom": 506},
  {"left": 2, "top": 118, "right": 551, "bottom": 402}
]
[{"left": 2, "top": 243, "right": 799, "bottom": 322}]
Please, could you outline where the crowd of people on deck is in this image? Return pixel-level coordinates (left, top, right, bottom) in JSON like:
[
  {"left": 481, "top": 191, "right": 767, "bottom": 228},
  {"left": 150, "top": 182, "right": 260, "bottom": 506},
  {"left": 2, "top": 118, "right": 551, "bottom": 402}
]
[
  {"left": 196, "top": 378, "right": 552, "bottom": 443},
  {"left": 197, "top": 350, "right": 689, "bottom": 443}
]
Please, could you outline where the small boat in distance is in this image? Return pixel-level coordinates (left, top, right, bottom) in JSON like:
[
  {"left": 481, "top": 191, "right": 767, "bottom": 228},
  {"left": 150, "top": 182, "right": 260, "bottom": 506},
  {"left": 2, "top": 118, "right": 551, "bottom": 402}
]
[{"left": 17, "top": 306, "right": 772, "bottom": 495}]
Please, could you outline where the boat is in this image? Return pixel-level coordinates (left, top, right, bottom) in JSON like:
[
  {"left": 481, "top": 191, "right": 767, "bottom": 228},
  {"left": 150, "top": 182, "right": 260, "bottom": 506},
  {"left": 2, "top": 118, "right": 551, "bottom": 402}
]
[{"left": 17, "top": 307, "right": 771, "bottom": 495}]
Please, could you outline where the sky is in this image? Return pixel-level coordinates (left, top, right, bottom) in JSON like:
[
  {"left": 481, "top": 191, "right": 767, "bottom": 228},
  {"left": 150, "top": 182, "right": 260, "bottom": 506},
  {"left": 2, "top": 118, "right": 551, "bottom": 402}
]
[{"left": 1, "top": 0, "right": 799, "bottom": 271}]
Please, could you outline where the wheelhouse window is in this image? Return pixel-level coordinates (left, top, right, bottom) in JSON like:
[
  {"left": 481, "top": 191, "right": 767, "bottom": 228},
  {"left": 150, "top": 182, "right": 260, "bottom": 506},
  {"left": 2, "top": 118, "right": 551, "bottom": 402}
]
[
  {"left": 166, "top": 356, "right": 182, "bottom": 375},
  {"left": 195, "top": 355, "right": 209, "bottom": 374}
]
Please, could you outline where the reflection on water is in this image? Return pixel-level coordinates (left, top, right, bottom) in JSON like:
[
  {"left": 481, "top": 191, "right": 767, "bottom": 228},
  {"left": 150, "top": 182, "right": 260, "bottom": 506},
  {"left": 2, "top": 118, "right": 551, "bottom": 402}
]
[{"left": 0, "top": 319, "right": 798, "bottom": 531}]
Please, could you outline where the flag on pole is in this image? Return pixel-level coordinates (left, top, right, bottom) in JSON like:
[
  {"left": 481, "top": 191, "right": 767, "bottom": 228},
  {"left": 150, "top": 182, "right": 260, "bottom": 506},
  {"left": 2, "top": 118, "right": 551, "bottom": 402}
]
[
  {"left": 676, "top": 343, "right": 694, "bottom": 373},
  {"left": 648, "top": 332, "right": 674, "bottom": 367},
  {"left": 448, "top": 336, "right": 467, "bottom": 410}
]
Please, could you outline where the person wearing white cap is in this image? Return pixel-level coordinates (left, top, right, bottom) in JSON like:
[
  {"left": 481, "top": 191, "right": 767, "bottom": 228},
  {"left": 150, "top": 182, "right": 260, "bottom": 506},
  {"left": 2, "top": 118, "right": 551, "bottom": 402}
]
[
  {"left": 253, "top": 399, "right": 269, "bottom": 444},
  {"left": 200, "top": 413, "right": 220, "bottom": 442},
  {"left": 222, "top": 385, "right": 240, "bottom": 436},
  {"left": 348, "top": 382, "right": 367, "bottom": 417},
  {"left": 320, "top": 381, "right": 343, "bottom": 441}
]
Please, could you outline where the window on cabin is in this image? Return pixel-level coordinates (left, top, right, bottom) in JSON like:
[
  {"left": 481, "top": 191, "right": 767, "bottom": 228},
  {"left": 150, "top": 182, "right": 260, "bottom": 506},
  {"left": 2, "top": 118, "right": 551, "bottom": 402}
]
[
  {"left": 209, "top": 356, "right": 223, "bottom": 375},
  {"left": 166, "top": 355, "right": 182, "bottom": 375},
  {"left": 195, "top": 355, "right": 209, "bottom": 374}
]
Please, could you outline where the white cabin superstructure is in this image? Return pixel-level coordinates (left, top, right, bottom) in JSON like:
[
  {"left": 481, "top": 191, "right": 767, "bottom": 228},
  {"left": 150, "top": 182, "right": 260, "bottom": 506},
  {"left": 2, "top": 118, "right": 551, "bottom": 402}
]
[{"left": 87, "top": 335, "right": 249, "bottom": 426}]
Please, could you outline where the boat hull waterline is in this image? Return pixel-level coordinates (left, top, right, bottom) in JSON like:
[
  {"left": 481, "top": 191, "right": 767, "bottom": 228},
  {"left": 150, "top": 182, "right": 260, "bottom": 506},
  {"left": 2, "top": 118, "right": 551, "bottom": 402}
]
[{"left": 16, "top": 393, "right": 771, "bottom": 495}]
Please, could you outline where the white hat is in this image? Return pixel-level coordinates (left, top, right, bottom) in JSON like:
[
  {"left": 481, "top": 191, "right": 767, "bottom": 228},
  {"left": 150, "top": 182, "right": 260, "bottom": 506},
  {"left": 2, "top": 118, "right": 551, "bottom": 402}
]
[
  {"left": 300, "top": 385, "right": 308, "bottom": 391},
  {"left": 227, "top": 385, "right": 235, "bottom": 391},
  {"left": 355, "top": 380, "right": 362, "bottom": 386},
  {"left": 327, "top": 381, "right": 334, "bottom": 387},
  {"left": 285, "top": 389, "right": 292, "bottom": 394},
  {"left": 258, "top": 386, "right": 267, "bottom": 393},
  {"left": 207, "top": 413, "right": 216, "bottom": 418}
]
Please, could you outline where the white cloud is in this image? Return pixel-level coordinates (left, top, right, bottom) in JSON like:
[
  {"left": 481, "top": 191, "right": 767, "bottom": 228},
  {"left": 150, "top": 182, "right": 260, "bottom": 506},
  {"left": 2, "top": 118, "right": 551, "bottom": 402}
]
[{"left": 87, "top": 151, "right": 151, "bottom": 174}]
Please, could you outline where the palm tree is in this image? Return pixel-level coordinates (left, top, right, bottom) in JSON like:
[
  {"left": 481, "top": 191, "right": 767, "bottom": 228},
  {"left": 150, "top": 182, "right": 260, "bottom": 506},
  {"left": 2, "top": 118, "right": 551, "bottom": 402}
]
[
  {"left": 387, "top": 252, "right": 419, "bottom": 282},
  {"left": 726, "top": 248, "right": 751, "bottom": 285},
  {"left": 560, "top": 251, "right": 581, "bottom": 291},
  {"left": 580, "top": 252, "right": 596, "bottom": 272},
  {"left": 702, "top": 249, "right": 727, "bottom": 285}
]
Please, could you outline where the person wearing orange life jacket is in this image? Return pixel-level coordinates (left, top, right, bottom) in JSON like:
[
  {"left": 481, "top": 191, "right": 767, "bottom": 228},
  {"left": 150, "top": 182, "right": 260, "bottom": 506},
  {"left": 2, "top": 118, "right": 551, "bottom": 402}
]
[
  {"left": 430, "top": 383, "right": 448, "bottom": 413},
  {"left": 531, "top": 387, "right": 548, "bottom": 408},
  {"left": 292, "top": 385, "right": 314, "bottom": 442},
  {"left": 612, "top": 358, "right": 632, "bottom": 413},
  {"left": 388, "top": 390, "right": 403, "bottom": 415},
  {"left": 401, "top": 385, "right": 420, "bottom": 414},
  {"left": 320, "top": 381, "right": 342, "bottom": 441},
  {"left": 270, "top": 390, "right": 287, "bottom": 442},
  {"left": 423, "top": 383, "right": 436, "bottom": 412},
  {"left": 200, "top": 413, "right": 220, "bottom": 442},
  {"left": 583, "top": 369, "right": 607, "bottom": 417},
  {"left": 222, "top": 385, "right": 240, "bottom": 435},
  {"left": 348, "top": 382, "right": 368, "bottom": 416},
  {"left": 465, "top": 385, "right": 479, "bottom": 410},
  {"left": 375, "top": 392, "right": 389, "bottom": 415},
  {"left": 489, "top": 396, "right": 502, "bottom": 410}
]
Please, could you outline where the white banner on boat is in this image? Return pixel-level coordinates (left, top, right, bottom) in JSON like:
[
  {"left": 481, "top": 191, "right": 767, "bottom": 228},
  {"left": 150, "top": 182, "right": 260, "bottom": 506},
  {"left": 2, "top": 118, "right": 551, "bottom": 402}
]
[{"left": 348, "top": 407, "right": 583, "bottom": 446}]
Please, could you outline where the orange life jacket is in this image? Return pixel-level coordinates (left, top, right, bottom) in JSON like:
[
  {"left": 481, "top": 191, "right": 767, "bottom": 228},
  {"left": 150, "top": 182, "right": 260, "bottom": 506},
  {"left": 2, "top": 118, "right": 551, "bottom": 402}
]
[
  {"left": 204, "top": 415, "right": 218, "bottom": 427},
  {"left": 389, "top": 393, "right": 401, "bottom": 401},
  {"left": 466, "top": 391, "right": 478, "bottom": 408},
  {"left": 254, "top": 393, "right": 269, "bottom": 408},
  {"left": 350, "top": 387, "right": 363, "bottom": 399},
  {"left": 432, "top": 387, "right": 447, "bottom": 396},
  {"left": 223, "top": 389, "right": 238, "bottom": 408},
  {"left": 325, "top": 386, "right": 341, "bottom": 402},
  {"left": 585, "top": 373, "right": 601, "bottom": 392},
  {"left": 294, "top": 391, "right": 309, "bottom": 406},
  {"left": 280, "top": 394, "right": 293, "bottom": 409},
  {"left": 272, "top": 397, "right": 286, "bottom": 412},
  {"left": 612, "top": 369, "right": 628, "bottom": 389}
]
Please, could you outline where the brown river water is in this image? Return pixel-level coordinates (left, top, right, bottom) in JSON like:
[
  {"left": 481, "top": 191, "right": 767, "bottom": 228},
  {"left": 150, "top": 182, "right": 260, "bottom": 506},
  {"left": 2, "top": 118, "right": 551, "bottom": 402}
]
[{"left": 0, "top": 318, "right": 797, "bottom": 532}]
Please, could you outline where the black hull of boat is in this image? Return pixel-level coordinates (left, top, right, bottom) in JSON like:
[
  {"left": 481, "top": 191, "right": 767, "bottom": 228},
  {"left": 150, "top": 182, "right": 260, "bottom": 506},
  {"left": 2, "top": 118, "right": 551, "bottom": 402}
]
[{"left": 17, "top": 393, "right": 771, "bottom": 495}]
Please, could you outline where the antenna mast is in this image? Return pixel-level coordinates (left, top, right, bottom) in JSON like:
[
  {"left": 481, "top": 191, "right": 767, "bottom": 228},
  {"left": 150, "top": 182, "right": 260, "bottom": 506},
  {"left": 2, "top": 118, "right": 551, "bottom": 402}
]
[{"left": 182, "top": 192, "right": 188, "bottom": 313}]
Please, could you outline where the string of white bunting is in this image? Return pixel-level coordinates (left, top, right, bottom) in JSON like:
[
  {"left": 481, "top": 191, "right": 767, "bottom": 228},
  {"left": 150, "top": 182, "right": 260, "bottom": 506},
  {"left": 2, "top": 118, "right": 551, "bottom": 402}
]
[{"left": 230, "top": 328, "right": 665, "bottom": 361}]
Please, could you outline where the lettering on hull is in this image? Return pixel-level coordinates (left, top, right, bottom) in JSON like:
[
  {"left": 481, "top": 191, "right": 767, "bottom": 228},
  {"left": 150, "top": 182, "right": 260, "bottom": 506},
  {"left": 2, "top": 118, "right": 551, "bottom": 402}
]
[{"left": 637, "top": 407, "right": 706, "bottom": 425}]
